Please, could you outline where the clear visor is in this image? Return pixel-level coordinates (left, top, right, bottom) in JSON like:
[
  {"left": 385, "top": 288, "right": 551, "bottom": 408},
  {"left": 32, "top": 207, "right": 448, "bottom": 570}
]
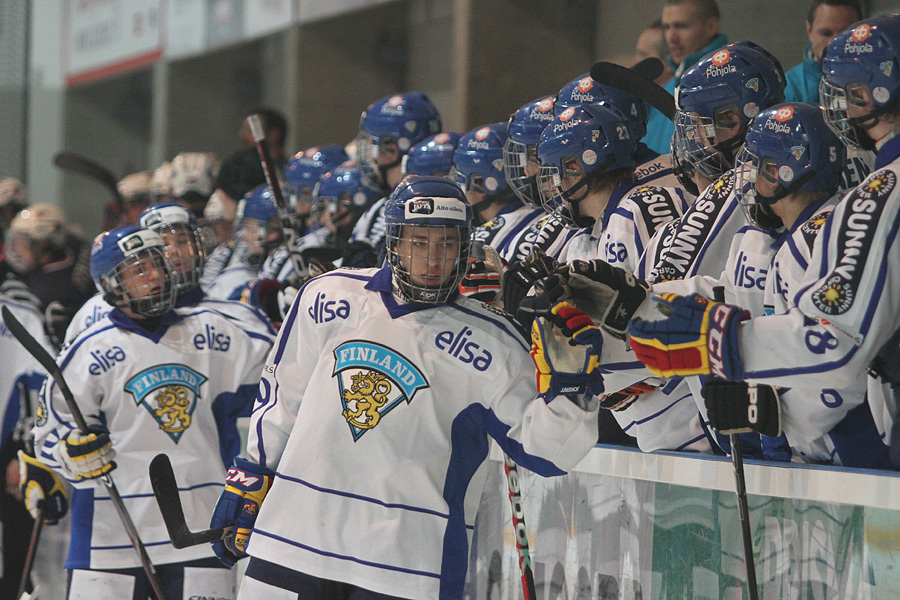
[
  {"left": 819, "top": 78, "right": 869, "bottom": 149},
  {"left": 503, "top": 138, "right": 541, "bottom": 207}
]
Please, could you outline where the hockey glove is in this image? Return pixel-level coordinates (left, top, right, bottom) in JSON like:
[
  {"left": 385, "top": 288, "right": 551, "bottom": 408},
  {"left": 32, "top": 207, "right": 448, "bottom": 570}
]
[
  {"left": 597, "top": 380, "right": 659, "bottom": 412},
  {"left": 503, "top": 249, "right": 559, "bottom": 322},
  {"left": 537, "top": 259, "right": 651, "bottom": 340},
  {"left": 702, "top": 379, "right": 782, "bottom": 437},
  {"left": 628, "top": 293, "right": 749, "bottom": 381},
  {"left": 210, "top": 458, "right": 275, "bottom": 567},
  {"left": 239, "top": 278, "right": 283, "bottom": 327},
  {"left": 460, "top": 258, "right": 503, "bottom": 304},
  {"left": 57, "top": 425, "right": 116, "bottom": 481},
  {"left": 531, "top": 302, "right": 605, "bottom": 400},
  {"left": 18, "top": 451, "right": 68, "bottom": 524}
]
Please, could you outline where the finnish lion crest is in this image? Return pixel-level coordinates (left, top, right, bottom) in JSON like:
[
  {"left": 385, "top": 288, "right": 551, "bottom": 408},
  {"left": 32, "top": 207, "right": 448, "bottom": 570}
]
[
  {"left": 124, "top": 364, "right": 207, "bottom": 443},
  {"left": 333, "top": 341, "right": 428, "bottom": 441}
]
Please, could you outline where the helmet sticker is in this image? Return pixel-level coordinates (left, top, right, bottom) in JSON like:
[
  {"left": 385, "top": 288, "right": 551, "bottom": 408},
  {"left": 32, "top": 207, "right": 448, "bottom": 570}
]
[
  {"left": 560, "top": 107, "right": 576, "bottom": 121},
  {"left": 779, "top": 165, "right": 794, "bottom": 182},
  {"left": 874, "top": 86, "right": 890, "bottom": 103},
  {"left": 712, "top": 49, "right": 731, "bottom": 66},
  {"left": 403, "top": 196, "right": 468, "bottom": 221},
  {"left": 775, "top": 106, "right": 795, "bottom": 122},
  {"left": 475, "top": 127, "right": 491, "bottom": 140},
  {"left": 435, "top": 133, "right": 451, "bottom": 144},
  {"left": 388, "top": 95, "right": 404, "bottom": 107},
  {"left": 744, "top": 102, "right": 760, "bottom": 118},
  {"left": 881, "top": 61, "right": 893, "bottom": 77},
  {"left": 577, "top": 77, "right": 593, "bottom": 92},
  {"left": 790, "top": 145, "right": 805, "bottom": 160},
  {"left": 851, "top": 24, "right": 871, "bottom": 43},
  {"left": 745, "top": 78, "right": 759, "bottom": 92},
  {"left": 485, "top": 177, "right": 498, "bottom": 192},
  {"left": 582, "top": 149, "right": 598, "bottom": 166},
  {"left": 538, "top": 97, "right": 554, "bottom": 112}
]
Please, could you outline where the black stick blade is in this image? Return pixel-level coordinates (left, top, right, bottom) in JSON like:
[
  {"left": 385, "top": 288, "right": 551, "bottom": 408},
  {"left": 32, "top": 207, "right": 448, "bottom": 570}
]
[
  {"left": 590, "top": 61, "right": 676, "bottom": 121},
  {"left": 150, "top": 453, "right": 229, "bottom": 549}
]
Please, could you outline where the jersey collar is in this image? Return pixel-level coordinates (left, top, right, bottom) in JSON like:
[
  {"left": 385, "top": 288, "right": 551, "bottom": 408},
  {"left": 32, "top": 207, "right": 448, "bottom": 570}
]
[
  {"left": 875, "top": 132, "right": 900, "bottom": 169},
  {"left": 366, "top": 265, "right": 459, "bottom": 318},
  {"left": 109, "top": 308, "right": 184, "bottom": 343}
]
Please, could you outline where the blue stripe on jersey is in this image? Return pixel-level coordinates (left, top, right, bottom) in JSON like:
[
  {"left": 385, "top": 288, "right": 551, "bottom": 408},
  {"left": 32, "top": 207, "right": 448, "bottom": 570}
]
[
  {"left": 214, "top": 383, "right": 258, "bottom": 467},
  {"left": 786, "top": 234, "right": 808, "bottom": 272},
  {"left": 440, "top": 404, "right": 492, "bottom": 599},
  {"left": 674, "top": 433, "right": 711, "bottom": 452},
  {"left": 66, "top": 487, "right": 95, "bottom": 569},
  {"left": 495, "top": 208, "right": 543, "bottom": 255},
  {"left": 633, "top": 216, "right": 645, "bottom": 259},
  {"left": 620, "top": 389, "right": 693, "bottom": 431},
  {"left": 483, "top": 407, "right": 565, "bottom": 477},
  {"left": 251, "top": 528, "right": 441, "bottom": 579},
  {"left": 252, "top": 378, "right": 275, "bottom": 466}
]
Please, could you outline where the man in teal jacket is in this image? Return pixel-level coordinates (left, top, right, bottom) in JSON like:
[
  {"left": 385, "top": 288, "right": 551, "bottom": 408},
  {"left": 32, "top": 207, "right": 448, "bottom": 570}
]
[
  {"left": 643, "top": 0, "right": 727, "bottom": 155},
  {"left": 784, "top": 0, "right": 862, "bottom": 103}
]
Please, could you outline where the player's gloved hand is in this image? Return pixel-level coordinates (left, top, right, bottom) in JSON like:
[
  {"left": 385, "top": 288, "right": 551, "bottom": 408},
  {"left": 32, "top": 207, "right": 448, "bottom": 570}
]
[
  {"left": 44, "top": 301, "right": 77, "bottom": 351},
  {"left": 702, "top": 379, "right": 782, "bottom": 437},
  {"left": 503, "top": 249, "right": 559, "bottom": 322},
  {"left": 536, "top": 259, "right": 651, "bottom": 340},
  {"left": 597, "top": 380, "right": 659, "bottom": 412},
  {"left": 628, "top": 293, "right": 749, "bottom": 380},
  {"left": 531, "top": 301, "right": 605, "bottom": 400},
  {"left": 460, "top": 258, "right": 503, "bottom": 304},
  {"left": 210, "top": 458, "right": 275, "bottom": 567},
  {"left": 57, "top": 425, "right": 116, "bottom": 481},
  {"left": 18, "top": 451, "right": 68, "bottom": 524}
]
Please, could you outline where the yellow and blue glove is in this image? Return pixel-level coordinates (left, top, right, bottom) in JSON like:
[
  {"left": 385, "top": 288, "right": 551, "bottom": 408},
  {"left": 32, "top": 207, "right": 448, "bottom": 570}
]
[
  {"left": 19, "top": 451, "right": 68, "bottom": 524},
  {"left": 628, "top": 293, "right": 749, "bottom": 380},
  {"left": 58, "top": 424, "right": 116, "bottom": 481},
  {"left": 210, "top": 458, "right": 275, "bottom": 566},
  {"left": 531, "top": 301, "right": 605, "bottom": 400}
]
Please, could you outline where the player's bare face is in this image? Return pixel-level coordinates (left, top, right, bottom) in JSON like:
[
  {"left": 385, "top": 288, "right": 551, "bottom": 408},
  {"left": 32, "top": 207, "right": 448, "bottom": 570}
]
[
  {"left": 808, "top": 4, "right": 860, "bottom": 61},
  {"left": 397, "top": 226, "right": 460, "bottom": 288},
  {"left": 525, "top": 145, "right": 541, "bottom": 178},
  {"left": 119, "top": 254, "right": 165, "bottom": 299},
  {"left": 755, "top": 159, "right": 780, "bottom": 197},
  {"left": 160, "top": 228, "right": 194, "bottom": 272},
  {"left": 662, "top": 3, "right": 717, "bottom": 66}
]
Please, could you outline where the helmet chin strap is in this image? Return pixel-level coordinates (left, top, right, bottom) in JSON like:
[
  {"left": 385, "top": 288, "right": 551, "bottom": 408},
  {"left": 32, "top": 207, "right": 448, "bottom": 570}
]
[{"left": 561, "top": 177, "right": 595, "bottom": 229}]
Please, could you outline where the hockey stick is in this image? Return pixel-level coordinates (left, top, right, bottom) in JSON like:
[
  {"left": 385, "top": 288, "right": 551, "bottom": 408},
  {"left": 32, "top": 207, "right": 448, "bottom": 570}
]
[
  {"left": 1, "top": 306, "right": 169, "bottom": 600},
  {"left": 710, "top": 287, "right": 759, "bottom": 600},
  {"left": 149, "top": 453, "right": 231, "bottom": 548},
  {"left": 52, "top": 152, "right": 124, "bottom": 212},
  {"left": 503, "top": 453, "right": 537, "bottom": 600},
  {"left": 590, "top": 58, "right": 676, "bottom": 121},
  {"left": 247, "top": 114, "right": 307, "bottom": 278},
  {"left": 16, "top": 506, "right": 43, "bottom": 600}
]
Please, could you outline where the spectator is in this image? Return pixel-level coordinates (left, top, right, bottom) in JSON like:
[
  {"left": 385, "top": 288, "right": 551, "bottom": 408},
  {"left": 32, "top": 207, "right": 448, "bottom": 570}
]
[
  {"left": 239, "top": 108, "right": 289, "bottom": 171},
  {"left": 643, "top": 0, "right": 727, "bottom": 155},
  {"left": 784, "top": 0, "right": 863, "bottom": 103},
  {"left": 633, "top": 20, "right": 674, "bottom": 86}
]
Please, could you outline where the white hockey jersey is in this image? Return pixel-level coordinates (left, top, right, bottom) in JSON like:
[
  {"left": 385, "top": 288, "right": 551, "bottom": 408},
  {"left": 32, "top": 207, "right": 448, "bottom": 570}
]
[
  {"left": 33, "top": 305, "right": 274, "bottom": 570},
  {"left": 244, "top": 267, "right": 599, "bottom": 599}
]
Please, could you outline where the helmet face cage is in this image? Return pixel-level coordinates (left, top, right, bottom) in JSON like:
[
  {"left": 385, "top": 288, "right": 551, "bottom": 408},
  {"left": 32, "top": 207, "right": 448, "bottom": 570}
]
[
  {"left": 150, "top": 222, "right": 206, "bottom": 295},
  {"left": 386, "top": 222, "right": 471, "bottom": 304},
  {"left": 103, "top": 247, "right": 175, "bottom": 318},
  {"left": 672, "top": 108, "right": 735, "bottom": 181},
  {"left": 733, "top": 147, "right": 784, "bottom": 230},
  {"left": 819, "top": 77, "right": 873, "bottom": 149},
  {"left": 535, "top": 154, "right": 586, "bottom": 228},
  {"left": 503, "top": 137, "right": 542, "bottom": 208}
]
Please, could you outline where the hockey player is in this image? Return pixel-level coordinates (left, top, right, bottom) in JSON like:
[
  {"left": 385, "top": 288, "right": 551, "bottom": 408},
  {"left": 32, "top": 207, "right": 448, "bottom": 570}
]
[
  {"left": 209, "top": 175, "right": 602, "bottom": 599},
  {"left": 282, "top": 145, "right": 349, "bottom": 228},
  {"left": 627, "top": 14, "right": 900, "bottom": 467},
  {"left": 105, "top": 171, "right": 153, "bottom": 230},
  {"left": 31, "top": 225, "right": 274, "bottom": 598},
  {"left": 454, "top": 122, "right": 543, "bottom": 249},
  {"left": 347, "top": 92, "right": 442, "bottom": 266}
]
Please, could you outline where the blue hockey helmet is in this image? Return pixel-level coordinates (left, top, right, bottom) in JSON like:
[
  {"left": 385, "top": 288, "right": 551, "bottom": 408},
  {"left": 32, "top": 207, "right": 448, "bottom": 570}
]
[
  {"left": 673, "top": 41, "right": 787, "bottom": 183},
  {"left": 403, "top": 132, "right": 462, "bottom": 177},
  {"left": 139, "top": 202, "right": 207, "bottom": 296},
  {"left": 358, "top": 92, "right": 442, "bottom": 176},
  {"left": 735, "top": 103, "right": 845, "bottom": 230},
  {"left": 556, "top": 73, "right": 650, "bottom": 139},
  {"left": 453, "top": 122, "right": 511, "bottom": 196},
  {"left": 90, "top": 225, "right": 176, "bottom": 317},
  {"left": 504, "top": 96, "right": 557, "bottom": 208},
  {"left": 236, "top": 184, "right": 281, "bottom": 265},
  {"left": 384, "top": 175, "right": 472, "bottom": 304},
  {"left": 283, "top": 145, "right": 349, "bottom": 211},
  {"left": 312, "top": 163, "right": 382, "bottom": 239},
  {"left": 820, "top": 15, "right": 900, "bottom": 150},
  {"left": 536, "top": 103, "right": 637, "bottom": 228}
]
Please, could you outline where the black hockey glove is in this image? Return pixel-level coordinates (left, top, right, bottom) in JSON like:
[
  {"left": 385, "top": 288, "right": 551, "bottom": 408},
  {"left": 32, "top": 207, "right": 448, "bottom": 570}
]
[
  {"left": 702, "top": 378, "right": 782, "bottom": 437},
  {"left": 536, "top": 259, "right": 650, "bottom": 341},
  {"left": 503, "top": 249, "right": 559, "bottom": 324}
]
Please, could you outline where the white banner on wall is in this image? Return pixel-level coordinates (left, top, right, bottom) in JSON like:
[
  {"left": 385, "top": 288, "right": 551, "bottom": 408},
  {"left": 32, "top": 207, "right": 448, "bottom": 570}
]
[{"left": 64, "top": 0, "right": 163, "bottom": 86}]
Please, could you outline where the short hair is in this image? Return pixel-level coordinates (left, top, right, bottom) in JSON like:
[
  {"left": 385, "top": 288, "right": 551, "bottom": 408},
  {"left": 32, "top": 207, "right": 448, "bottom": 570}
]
[
  {"left": 252, "top": 108, "right": 289, "bottom": 148},
  {"left": 665, "top": 0, "right": 720, "bottom": 21},
  {"left": 806, "top": 0, "right": 864, "bottom": 25}
]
